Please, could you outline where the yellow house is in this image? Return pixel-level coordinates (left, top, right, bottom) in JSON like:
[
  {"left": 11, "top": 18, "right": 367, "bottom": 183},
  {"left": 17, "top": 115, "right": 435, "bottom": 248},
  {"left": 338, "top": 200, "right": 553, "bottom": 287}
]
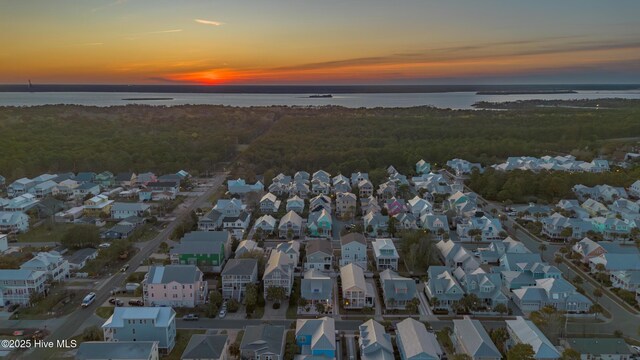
[{"left": 83, "top": 194, "right": 114, "bottom": 217}]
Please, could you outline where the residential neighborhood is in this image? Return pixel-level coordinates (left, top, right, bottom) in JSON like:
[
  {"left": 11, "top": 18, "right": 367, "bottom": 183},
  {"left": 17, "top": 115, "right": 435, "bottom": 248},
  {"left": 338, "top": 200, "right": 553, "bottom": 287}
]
[{"left": 1, "top": 158, "right": 640, "bottom": 360}]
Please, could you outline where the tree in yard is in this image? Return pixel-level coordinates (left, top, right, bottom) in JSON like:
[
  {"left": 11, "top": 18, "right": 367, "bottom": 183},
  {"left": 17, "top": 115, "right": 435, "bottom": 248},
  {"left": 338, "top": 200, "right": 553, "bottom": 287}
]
[
  {"left": 231, "top": 238, "right": 240, "bottom": 252},
  {"left": 315, "top": 302, "right": 325, "bottom": 314},
  {"left": 560, "top": 227, "right": 573, "bottom": 240},
  {"left": 572, "top": 276, "right": 583, "bottom": 285},
  {"left": 554, "top": 255, "right": 563, "bottom": 266},
  {"left": 254, "top": 227, "right": 264, "bottom": 241},
  {"left": 593, "top": 288, "right": 603, "bottom": 303},
  {"left": 227, "top": 299, "right": 240, "bottom": 312},
  {"left": 159, "top": 241, "right": 169, "bottom": 253},
  {"left": 388, "top": 217, "right": 397, "bottom": 237},
  {"left": 538, "top": 243, "right": 547, "bottom": 255},
  {"left": 468, "top": 229, "right": 482, "bottom": 241},
  {"left": 266, "top": 286, "right": 287, "bottom": 303},
  {"left": 507, "top": 343, "right": 535, "bottom": 360},
  {"left": 207, "top": 291, "right": 223, "bottom": 317},
  {"left": 80, "top": 325, "right": 104, "bottom": 341},
  {"left": 406, "top": 298, "right": 420, "bottom": 314},
  {"left": 245, "top": 283, "right": 259, "bottom": 314},
  {"left": 430, "top": 297, "right": 440, "bottom": 309},
  {"left": 595, "top": 263, "right": 606, "bottom": 272},
  {"left": 588, "top": 303, "right": 604, "bottom": 315},
  {"left": 459, "top": 294, "right": 482, "bottom": 312},
  {"left": 298, "top": 297, "right": 308, "bottom": 307},
  {"left": 228, "top": 342, "right": 240, "bottom": 358},
  {"left": 493, "top": 303, "right": 508, "bottom": 314},
  {"left": 61, "top": 225, "right": 101, "bottom": 249},
  {"left": 489, "top": 327, "right": 509, "bottom": 354},
  {"left": 530, "top": 305, "right": 565, "bottom": 343},
  {"left": 287, "top": 228, "right": 294, "bottom": 240},
  {"left": 560, "top": 348, "right": 581, "bottom": 360}
]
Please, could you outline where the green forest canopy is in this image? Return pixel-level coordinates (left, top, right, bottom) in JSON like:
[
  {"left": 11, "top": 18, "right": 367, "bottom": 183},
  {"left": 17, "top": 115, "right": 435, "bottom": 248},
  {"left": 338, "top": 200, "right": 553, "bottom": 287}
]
[{"left": 1, "top": 100, "right": 640, "bottom": 184}]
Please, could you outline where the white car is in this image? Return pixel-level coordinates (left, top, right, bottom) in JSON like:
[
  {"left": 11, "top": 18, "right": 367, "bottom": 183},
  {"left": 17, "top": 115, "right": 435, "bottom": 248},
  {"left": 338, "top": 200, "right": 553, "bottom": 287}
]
[
  {"left": 99, "top": 243, "right": 111, "bottom": 248},
  {"left": 218, "top": 309, "right": 227, "bottom": 318}
]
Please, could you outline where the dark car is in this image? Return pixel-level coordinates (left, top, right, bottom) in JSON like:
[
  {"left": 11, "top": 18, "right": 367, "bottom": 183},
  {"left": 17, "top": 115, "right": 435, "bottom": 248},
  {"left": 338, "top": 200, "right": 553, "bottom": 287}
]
[
  {"left": 109, "top": 298, "right": 124, "bottom": 306},
  {"left": 128, "top": 299, "right": 144, "bottom": 306}
]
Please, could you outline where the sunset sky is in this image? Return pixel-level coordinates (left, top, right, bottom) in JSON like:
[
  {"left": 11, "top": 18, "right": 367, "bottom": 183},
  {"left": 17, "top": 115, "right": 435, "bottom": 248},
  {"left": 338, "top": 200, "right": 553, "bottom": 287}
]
[{"left": 1, "top": 0, "right": 640, "bottom": 85}]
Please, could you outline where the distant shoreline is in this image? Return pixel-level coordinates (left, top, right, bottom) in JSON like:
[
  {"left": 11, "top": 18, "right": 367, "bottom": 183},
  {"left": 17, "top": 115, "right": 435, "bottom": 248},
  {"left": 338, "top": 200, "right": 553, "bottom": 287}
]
[
  {"left": 122, "top": 97, "right": 174, "bottom": 101},
  {"left": 476, "top": 90, "right": 578, "bottom": 95},
  {"left": 1, "top": 84, "right": 638, "bottom": 94}
]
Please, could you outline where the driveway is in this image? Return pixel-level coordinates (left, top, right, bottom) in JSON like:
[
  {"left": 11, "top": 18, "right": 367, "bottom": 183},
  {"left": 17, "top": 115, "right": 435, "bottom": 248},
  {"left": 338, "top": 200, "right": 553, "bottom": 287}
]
[{"left": 263, "top": 300, "right": 288, "bottom": 320}]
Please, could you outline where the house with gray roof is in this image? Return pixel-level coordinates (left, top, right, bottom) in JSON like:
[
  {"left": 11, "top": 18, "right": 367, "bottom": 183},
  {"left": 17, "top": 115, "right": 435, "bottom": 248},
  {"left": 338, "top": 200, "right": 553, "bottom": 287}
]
[
  {"left": 181, "top": 334, "right": 228, "bottom": 360},
  {"left": 565, "top": 338, "right": 633, "bottom": 360},
  {"left": 0, "top": 269, "right": 47, "bottom": 305},
  {"left": 102, "top": 307, "right": 176, "bottom": 353},
  {"left": 171, "top": 231, "right": 230, "bottom": 272},
  {"left": 358, "top": 319, "right": 394, "bottom": 360},
  {"left": 301, "top": 269, "right": 333, "bottom": 306},
  {"left": 7, "top": 177, "right": 35, "bottom": 198},
  {"left": 340, "top": 233, "right": 367, "bottom": 269},
  {"left": 286, "top": 195, "right": 305, "bottom": 214},
  {"left": 372, "top": 238, "right": 399, "bottom": 271},
  {"left": 111, "top": 202, "right": 151, "bottom": 219},
  {"left": 260, "top": 192, "right": 282, "bottom": 213},
  {"left": 240, "top": 325, "right": 286, "bottom": 360},
  {"left": 425, "top": 266, "right": 464, "bottom": 311},
  {"left": 512, "top": 278, "right": 592, "bottom": 313},
  {"left": 304, "top": 239, "right": 333, "bottom": 272},
  {"left": 295, "top": 317, "right": 336, "bottom": 359},
  {"left": 436, "top": 240, "right": 480, "bottom": 273},
  {"left": 396, "top": 318, "right": 443, "bottom": 360},
  {"left": 275, "top": 240, "right": 300, "bottom": 266},
  {"left": 420, "top": 213, "right": 449, "bottom": 240},
  {"left": 589, "top": 253, "right": 640, "bottom": 273},
  {"left": 364, "top": 211, "right": 389, "bottom": 236},
  {"left": 380, "top": 269, "right": 416, "bottom": 310},
  {"left": 76, "top": 341, "right": 159, "bottom": 360},
  {"left": 452, "top": 316, "right": 501, "bottom": 360},
  {"left": 253, "top": 214, "right": 277, "bottom": 234},
  {"left": 221, "top": 258, "right": 258, "bottom": 300},
  {"left": 143, "top": 265, "right": 207, "bottom": 307},
  {"left": 505, "top": 317, "right": 560, "bottom": 360},
  {"left": 610, "top": 270, "right": 640, "bottom": 291},
  {"left": 64, "top": 248, "right": 98, "bottom": 270},
  {"left": 453, "top": 267, "right": 508, "bottom": 309}
]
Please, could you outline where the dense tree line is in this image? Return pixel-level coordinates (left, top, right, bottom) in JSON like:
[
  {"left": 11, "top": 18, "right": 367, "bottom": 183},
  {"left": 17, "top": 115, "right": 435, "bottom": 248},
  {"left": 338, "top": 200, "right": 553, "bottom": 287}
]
[
  {"left": 468, "top": 167, "right": 640, "bottom": 204},
  {"left": 0, "top": 104, "right": 277, "bottom": 178},
  {"left": 239, "top": 101, "right": 640, "bottom": 180}
]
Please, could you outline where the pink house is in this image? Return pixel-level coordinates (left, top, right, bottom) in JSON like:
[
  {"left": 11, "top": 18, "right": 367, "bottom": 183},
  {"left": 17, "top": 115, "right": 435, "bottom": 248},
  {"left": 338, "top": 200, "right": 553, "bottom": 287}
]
[{"left": 143, "top": 265, "right": 207, "bottom": 308}]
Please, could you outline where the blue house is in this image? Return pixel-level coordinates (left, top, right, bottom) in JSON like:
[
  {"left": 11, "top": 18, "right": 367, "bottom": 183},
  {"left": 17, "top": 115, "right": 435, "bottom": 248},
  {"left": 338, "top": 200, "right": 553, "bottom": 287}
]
[
  {"left": 295, "top": 317, "right": 336, "bottom": 358},
  {"left": 102, "top": 307, "right": 176, "bottom": 354},
  {"left": 416, "top": 159, "right": 432, "bottom": 175}
]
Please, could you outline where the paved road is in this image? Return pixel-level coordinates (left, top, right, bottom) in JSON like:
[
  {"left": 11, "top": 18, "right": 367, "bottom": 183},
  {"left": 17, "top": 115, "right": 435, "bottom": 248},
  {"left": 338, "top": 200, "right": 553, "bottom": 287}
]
[{"left": 31, "top": 174, "right": 227, "bottom": 359}]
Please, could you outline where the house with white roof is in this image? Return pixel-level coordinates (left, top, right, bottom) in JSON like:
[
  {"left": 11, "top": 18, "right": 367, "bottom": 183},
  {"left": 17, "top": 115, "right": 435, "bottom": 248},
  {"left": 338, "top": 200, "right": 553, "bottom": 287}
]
[
  {"left": 420, "top": 214, "right": 450, "bottom": 240},
  {"left": 227, "top": 178, "right": 263, "bottom": 195},
  {"left": 358, "top": 179, "right": 374, "bottom": 198},
  {"left": 629, "top": 180, "right": 640, "bottom": 198},
  {"left": 102, "top": 307, "right": 176, "bottom": 354},
  {"left": 505, "top": 317, "right": 561, "bottom": 360},
  {"left": 407, "top": 196, "right": 432, "bottom": 217},
  {"left": 415, "top": 159, "right": 432, "bottom": 175},
  {"left": 453, "top": 267, "right": 508, "bottom": 309},
  {"left": 0, "top": 211, "right": 29, "bottom": 233},
  {"left": 456, "top": 213, "right": 503, "bottom": 241},
  {"left": 7, "top": 178, "right": 36, "bottom": 198},
  {"left": 372, "top": 238, "right": 399, "bottom": 271},
  {"left": 286, "top": 195, "right": 305, "bottom": 214},
  {"left": 142, "top": 265, "right": 207, "bottom": 307},
  {"left": 610, "top": 270, "right": 640, "bottom": 292},
  {"left": 110, "top": 202, "right": 151, "bottom": 219},
  {"left": 3, "top": 194, "right": 39, "bottom": 212},
  {"left": 235, "top": 239, "right": 263, "bottom": 257},
  {"left": 447, "top": 158, "right": 483, "bottom": 176},
  {"left": 435, "top": 240, "right": 480, "bottom": 273},
  {"left": 278, "top": 211, "right": 303, "bottom": 239},
  {"left": 253, "top": 214, "right": 277, "bottom": 235},
  {"left": 396, "top": 318, "right": 443, "bottom": 360},
  {"left": 275, "top": 240, "right": 300, "bottom": 266},
  {"left": 260, "top": 193, "right": 282, "bottom": 213},
  {"left": 364, "top": 211, "right": 389, "bottom": 237},
  {"left": 20, "top": 251, "right": 69, "bottom": 282},
  {"left": 335, "top": 192, "right": 357, "bottom": 218},
  {"left": 263, "top": 250, "right": 295, "bottom": 299},
  {"left": 358, "top": 319, "right": 394, "bottom": 360},
  {"left": 340, "top": 263, "right": 375, "bottom": 309}
]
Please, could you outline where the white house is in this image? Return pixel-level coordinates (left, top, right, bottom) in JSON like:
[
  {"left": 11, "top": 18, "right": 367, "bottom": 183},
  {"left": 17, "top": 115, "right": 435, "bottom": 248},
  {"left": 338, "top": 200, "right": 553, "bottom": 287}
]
[
  {"left": 340, "top": 233, "right": 367, "bottom": 269},
  {"left": 20, "top": 251, "right": 69, "bottom": 282},
  {"left": 0, "top": 269, "right": 47, "bottom": 306},
  {"left": 221, "top": 259, "right": 258, "bottom": 301},
  {"left": 372, "top": 239, "right": 399, "bottom": 271},
  {"left": 102, "top": 307, "right": 176, "bottom": 354}
]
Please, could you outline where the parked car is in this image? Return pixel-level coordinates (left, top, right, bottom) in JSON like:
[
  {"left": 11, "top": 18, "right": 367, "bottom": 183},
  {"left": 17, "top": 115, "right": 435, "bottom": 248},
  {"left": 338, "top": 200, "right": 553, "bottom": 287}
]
[
  {"left": 218, "top": 309, "right": 227, "bottom": 319},
  {"left": 109, "top": 298, "right": 124, "bottom": 306},
  {"left": 120, "top": 264, "right": 129, "bottom": 272},
  {"left": 128, "top": 299, "right": 144, "bottom": 306},
  {"left": 183, "top": 314, "right": 199, "bottom": 321},
  {"left": 99, "top": 243, "right": 111, "bottom": 248}
]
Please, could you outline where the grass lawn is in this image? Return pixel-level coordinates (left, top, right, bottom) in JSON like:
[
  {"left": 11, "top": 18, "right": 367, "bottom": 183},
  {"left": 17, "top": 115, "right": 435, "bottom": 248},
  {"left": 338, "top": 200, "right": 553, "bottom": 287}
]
[
  {"left": 252, "top": 304, "right": 265, "bottom": 319},
  {"left": 11, "top": 288, "right": 84, "bottom": 320},
  {"left": 17, "top": 222, "right": 76, "bottom": 243},
  {"left": 164, "top": 329, "right": 206, "bottom": 360},
  {"left": 129, "top": 224, "right": 160, "bottom": 243},
  {"left": 95, "top": 306, "right": 114, "bottom": 319}
]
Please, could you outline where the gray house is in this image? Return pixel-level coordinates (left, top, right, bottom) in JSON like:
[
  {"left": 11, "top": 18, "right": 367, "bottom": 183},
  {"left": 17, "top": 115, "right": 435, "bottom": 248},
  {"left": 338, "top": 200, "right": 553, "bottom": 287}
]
[
  {"left": 76, "top": 341, "right": 159, "bottom": 360},
  {"left": 240, "top": 325, "right": 286, "bottom": 360},
  {"left": 452, "top": 316, "right": 501, "bottom": 360},
  {"left": 181, "top": 333, "right": 229, "bottom": 360},
  {"left": 304, "top": 239, "right": 333, "bottom": 271},
  {"left": 221, "top": 259, "right": 258, "bottom": 300},
  {"left": 301, "top": 269, "right": 333, "bottom": 306},
  {"left": 396, "top": 318, "right": 443, "bottom": 360},
  {"left": 380, "top": 269, "right": 417, "bottom": 310}
]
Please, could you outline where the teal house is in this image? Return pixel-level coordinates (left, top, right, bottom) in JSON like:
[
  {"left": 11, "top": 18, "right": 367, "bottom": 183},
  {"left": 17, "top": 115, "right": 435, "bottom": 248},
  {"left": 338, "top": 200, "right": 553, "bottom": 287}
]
[{"left": 307, "top": 209, "right": 332, "bottom": 238}]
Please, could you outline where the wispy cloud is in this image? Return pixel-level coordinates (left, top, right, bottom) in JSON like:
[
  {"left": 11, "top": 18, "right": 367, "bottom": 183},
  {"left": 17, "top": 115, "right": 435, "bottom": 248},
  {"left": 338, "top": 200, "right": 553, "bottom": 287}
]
[
  {"left": 194, "top": 19, "right": 223, "bottom": 26},
  {"left": 91, "top": 0, "right": 128, "bottom": 13},
  {"left": 145, "top": 29, "right": 183, "bottom": 34}
]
